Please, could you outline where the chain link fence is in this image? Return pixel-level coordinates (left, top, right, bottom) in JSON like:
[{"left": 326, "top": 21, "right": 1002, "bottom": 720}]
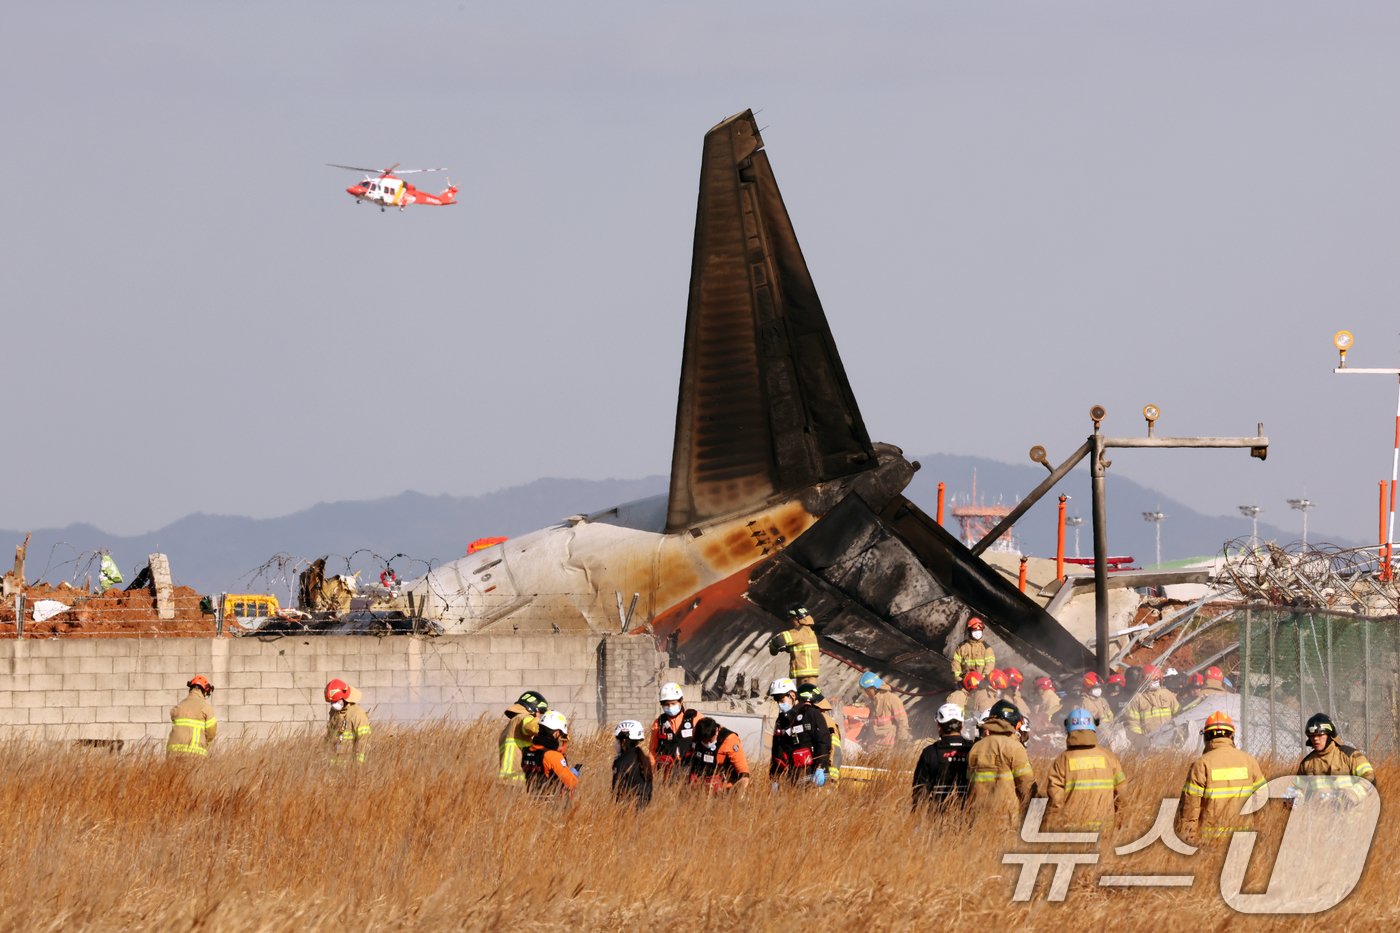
[{"left": 1240, "top": 608, "right": 1400, "bottom": 759}]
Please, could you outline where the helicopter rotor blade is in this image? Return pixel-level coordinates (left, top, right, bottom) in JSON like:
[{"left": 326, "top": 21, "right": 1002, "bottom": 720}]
[
  {"left": 327, "top": 163, "right": 384, "bottom": 174},
  {"left": 392, "top": 167, "right": 448, "bottom": 175}
]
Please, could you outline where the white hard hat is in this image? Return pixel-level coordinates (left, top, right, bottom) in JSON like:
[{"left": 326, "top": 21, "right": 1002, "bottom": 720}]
[
  {"left": 769, "top": 677, "right": 798, "bottom": 698},
  {"left": 977, "top": 708, "right": 992, "bottom": 724},
  {"left": 539, "top": 710, "right": 569, "bottom": 734},
  {"left": 658, "top": 682, "right": 684, "bottom": 702},
  {"left": 936, "top": 703, "right": 965, "bottom": 725},
  {"left": 614, "top": 719, "right": 645, "bottom": 741}
]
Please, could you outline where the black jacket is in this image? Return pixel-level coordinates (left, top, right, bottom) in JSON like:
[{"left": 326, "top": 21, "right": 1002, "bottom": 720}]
[
  {"left": 912, "top": 734, "right": 973, "bottom": 808},
  {"left": 612, "top": 746, "right": 653, "bottom": 807},
  {"left": 770, "top": 701, "right": 832, "bottom": 778}
]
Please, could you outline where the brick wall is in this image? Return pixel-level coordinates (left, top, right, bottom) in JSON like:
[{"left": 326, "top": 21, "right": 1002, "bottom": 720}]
[{"left": 0, "top": 633, "right": 670, "bottom": 744}]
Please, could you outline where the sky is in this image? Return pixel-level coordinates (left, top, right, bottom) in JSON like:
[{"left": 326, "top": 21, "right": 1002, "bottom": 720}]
[{"left": 5, "top": 3, "right": 1400, "bottom": 554}]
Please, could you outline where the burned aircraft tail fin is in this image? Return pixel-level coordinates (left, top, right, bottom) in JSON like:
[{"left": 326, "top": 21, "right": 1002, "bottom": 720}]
[{"left": 666, "top": 109, "right": 876, "bottom": 533}]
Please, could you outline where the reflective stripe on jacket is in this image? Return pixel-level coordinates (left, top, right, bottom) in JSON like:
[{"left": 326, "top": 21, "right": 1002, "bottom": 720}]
[
  {"left": 1046, "top": 731, "right": 1125, "bottom": 832},
  {"left": 1176, "top": 737, "right": 1266, "bottom": 840},
  {"left": 1295, "top": 742, "right": 1376, "bottom": 803},
  {"left": 780, "top": 626, "right": 820, "bottom": 679},
  {"left": 327, "top": 703, "right": 372, "bottom": 764},
  {"left": 1125, "top": 687, "right": 1180, "bottom": 735},
  {"left": 951, "top": 640, "right": 996, "bottom": 679},
  {"left": 497, "top": 711, "right": 538, "bottom": 781},
  {"left": 167, "top": 689, "right": 218, "bottom": 757},
  {"left": 966, "top": 719, "right": 1033, "bottom": 825}
]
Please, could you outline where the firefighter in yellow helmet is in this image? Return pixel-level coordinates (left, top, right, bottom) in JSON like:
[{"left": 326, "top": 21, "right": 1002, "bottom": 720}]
[
  {"left": 1175, "top": 711, "right": 1266, "bottom": 844},
  {"left": 1289, "top": 713, "right": 1376, "bottom": 807},
  {"left": 951, "top": 617, "right": 996, "bottom": 680},
  {"left": 167, "top": 675, "right": 218, "bottom": 758},
  {"left": 966, "top": 699, "right": 1034, "bottom": 826},
  {"left": 325, "top": 678, "right": 371, "bottom": 765},
  {"left": 1124, "top": 664, "right": 1180, "bottom": 743},
  {"left": 768, "top": 607, "right": 820, "bottom": 686},
  {"left": 498, "top": 691, "right": 548, "bottom": 783}
]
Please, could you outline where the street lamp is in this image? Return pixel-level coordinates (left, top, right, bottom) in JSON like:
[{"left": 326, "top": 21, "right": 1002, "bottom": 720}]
[
  {"left": 1066, "top": 515, "right": 1084, "bottom": 559},
  {"left": 1142, "top": 509, "right": 1166, "bottom": 567},
  {"left": 1238, "top": 505, "right": 1262, "bottom": 553},
  {"left": 1287, "top": 498, "right": 1315, "bottom": 547}
]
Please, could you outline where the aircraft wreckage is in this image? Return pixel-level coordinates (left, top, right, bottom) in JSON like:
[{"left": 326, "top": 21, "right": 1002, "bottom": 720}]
[{"left": 383, "top": 108, "right": 1096, "bottom": 707}]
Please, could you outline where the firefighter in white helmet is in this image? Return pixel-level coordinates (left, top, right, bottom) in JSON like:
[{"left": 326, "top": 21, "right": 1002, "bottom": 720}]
[{"left": 522, "top": 710, "right": 580, "bottom": 799}]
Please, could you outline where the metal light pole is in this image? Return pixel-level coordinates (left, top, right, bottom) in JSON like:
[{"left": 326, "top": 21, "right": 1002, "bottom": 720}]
[
  {"left": 1238, "top": 505, "right": 1261, "bottom": 552},
  {"left": 1067, "top": 515, "right": 1084, "bottom": 559},
  {"left": 1142, "top": 510, "right": 1166, "bottom": 567},
  {"left": 1287, "top": 498, "right": 1315, "bottom": 547},
  {"left": 1330, "top": 330, "right": 1399, "bottom": 577}
]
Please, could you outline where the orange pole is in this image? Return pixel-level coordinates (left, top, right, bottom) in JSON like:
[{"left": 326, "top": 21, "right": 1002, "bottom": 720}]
[
  {"left": 1382, "top": 481, "right": 1391, "bottom": 581},
  {"left": 1056, "top": 494, "right": 1067, "bottom": 582},
  {"left": 936, "top": 482, "right": 945, "bottom": 526},
  {"left": 1018, "top": 556, "right": 1028, "bottom": 593}
]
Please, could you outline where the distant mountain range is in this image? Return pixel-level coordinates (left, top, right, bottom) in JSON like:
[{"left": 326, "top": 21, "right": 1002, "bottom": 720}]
[{"left": 1, "top": 453, "right": 1332, "bottom": 596}]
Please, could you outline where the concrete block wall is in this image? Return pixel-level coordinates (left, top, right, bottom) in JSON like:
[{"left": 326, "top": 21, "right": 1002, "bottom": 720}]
[{"left": 0, "top": 632, "right": 646, "bottom": 744}]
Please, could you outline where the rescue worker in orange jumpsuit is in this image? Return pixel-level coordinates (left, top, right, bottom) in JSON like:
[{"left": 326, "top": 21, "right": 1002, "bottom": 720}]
[
  {"left": 769, "top": 678, "right": 831, "bottom": 786},
  {"left": 498, "top": 690, "right": 548, "bottom": 783},
  {"left": 611, "top": 719, "right": 653, "bottom": 807},
  {"left": 913, "top": 703, "right": 973, "bottom": 810},
  {"left": 1124, "top": 664, "right": 1180, "bottom": 743},
  {"left": 1290, "top": 712, "right": 1375, "bottom": 807},
  {"left": 966, "top": 699, "right": 1034, "bottom": 826},
  {"left": 768, "top": 607, "right": 820, "bottom": 686},
  {"left": 523, "top": 710, "right": 580, "bottom": 799},
  {"left": 1076, "top": 672, "right": 1114, "bottom": 726},
  {"left": 951, "top": 617, "right": 996, "bottom": 680},
  {"left": 688, "top": 716, "right": 751, "bottom": 793},
  {"left": 799, "top": 684, "right": 842, "bottom": 784},
  {"left": 1176, "top": 711, "right": 1266, "bottom": 843},
  {"left": 649, "top": 682, "right": 700, "bottom": 778},
  {"left": 167, "top": 675, "right": 218, "bottom": 758},
  {"left": 1045, "top": 707, "right": 1127, "bottom": 833},
  {"left": 325, "top": 678, "right": 371, "bottom": 765},
  {"left": 860, "top": 672, "right": 910, "bottom": 748}
]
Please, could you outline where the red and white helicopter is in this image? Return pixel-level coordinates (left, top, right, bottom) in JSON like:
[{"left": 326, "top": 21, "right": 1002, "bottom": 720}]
[{"left": 328, "top": 163, "right": 458, "bottom": 212}]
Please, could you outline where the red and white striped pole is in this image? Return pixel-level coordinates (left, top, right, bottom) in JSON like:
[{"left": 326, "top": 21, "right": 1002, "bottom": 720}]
[{"left": 1387, "top": 375, "right": 1399, "bottom": 578}]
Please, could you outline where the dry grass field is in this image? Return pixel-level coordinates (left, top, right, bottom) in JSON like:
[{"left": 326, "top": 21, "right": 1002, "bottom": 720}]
[{"left": 0, "top": 723, "right": 1393, "bottom": 932}]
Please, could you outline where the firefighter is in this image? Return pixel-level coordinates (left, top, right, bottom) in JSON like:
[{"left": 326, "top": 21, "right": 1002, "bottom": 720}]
[
  {"left": 1291, "top": 712, "right": 1375, "bottom": 807},
  {"left": 1175, "top": 711, "right": 1266, "bottom": 844},
  {"left": 1003, "top": 667, "right": 1028, "bottom": 715},
  {"left": 768, "top": 607, "right": 820, "bottom": 686},
  {"left": 769, "top": 678, "right": 831, "bottom": 786},
  {"left": 966, "top": 699, "right": 1034, "bottom": 826},
  {"left": 946, "top": 671, "right": 982, "bottom": 716},
  {"left": 968, "top": 670, "right": 1003, "bottom": 722},
  {"left": 951, "top": 617, "right": 996, "bottom": 680},
  {"left": 1076, "top": 672, "right": 1114, "bottom": 725},
  {"left": 1105, "top": 672, "right": 1128, "bottom": 713},
  {"left": 611, "top": 720, "right": 653, "bottom": 807},
  {"left": 167, "top": 675, "right": 218, "bottom": 758},
  {"left": 860, "top": 672, "right": 910, "bottom": 748},
  {"left": 523, "top": 710, "right": 580, "bottom": 798},
  {"left": 1045, "top": 707, "right": 1127, "bottom": 833},
  {"left": 649, "top": 682, "right": 700, "bottom": 777},
  {"left": 498, "top": 690, "right": 548, "bottom": 783},
  {"left": 1197, "top": 666, "right": 1231, "bottom": 697},
  {"left": 799, "top": 684, "right": 842, "bottom": 784},
  {"left": 1124, "top": 664, "right": 1180, "bottom": 742},
  {"left": 324, "top": 678, "right": 371, "bottom": 765},
  {"left": 1033, "top": 676, "right": 1061, "bottom": 729},
  {"left": 689, "top": 716, "right": 751, "bottom": 793},
  {"left": 913, "top": 703, "right": 973, "bottom": 809}
]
